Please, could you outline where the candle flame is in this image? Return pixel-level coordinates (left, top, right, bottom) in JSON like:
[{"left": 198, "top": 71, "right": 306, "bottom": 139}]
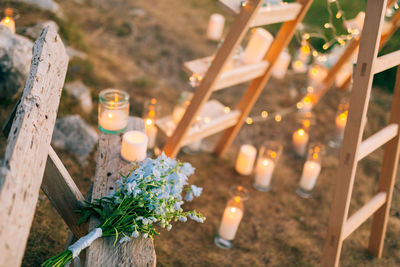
[
  {"left": 148, "top": 109, "right": 156, "bottom": 118},
  {"left": 230, "top": 207, "right": 237, "bottom": 213},
  {"left": 151, "top": 98, "right": 157, "bottom": 105},
  {"left": 145, "top": 118, "right": 153, "bottom": 126},
  {"left": 294, "top": 60, "right": 303, "bottom": 68},
  {"left": 270, "top": 151, "right": 277, "bottom": 158},
  {"left": 275, "top": 114, "right": 282, "bottom": 122},
  {"left": 313, "top": 153, "right": 319, "bottom": 160},
  {"left": 298, "top": 129, "right": 305, "bottom": 136},
  {"left": 262, "top": 159, "right": 270, "bottom": 166},
  {"left": 114, "top": 94, "right": 119, "bottom": 102},
  {"left": 234, "top": 196, "right": 241, "bottom": 203},
  {"left": 301, "top": 44, "right": 310, "bottom": 55},
  {"left": 4, "top": 17, "right": 11, "bottom": 23},
  {"left": 311, "top": 67, "right": 319, "bottom": 76},
  {"left": 261, "top": 111, "right": 268, "bottom": 118},
  {"left": 108, "top": 113, "right": 113, "bottom": 118},
  {"left": 339, "top": 112, "right": 348, "bottom": 121}
]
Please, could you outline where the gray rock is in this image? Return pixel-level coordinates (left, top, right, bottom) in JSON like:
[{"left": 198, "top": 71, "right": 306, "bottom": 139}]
[
  {"left": 52, "top": 115, "right": 98, "bottom": 166},
  {"left": 64, "top": 80, "right": 93, "bottom": 114},
  {"left": 0, "top": 25, "right": 33, "bottom": 99},
  {"left": 66, "top": 46, "right": 87, "bottom": 60},
  {"left": 22, "top": 20, "right": 59, "bottom": 39},
  {"left": 11, "top": 0, "right": 64, "bottom": 17}
]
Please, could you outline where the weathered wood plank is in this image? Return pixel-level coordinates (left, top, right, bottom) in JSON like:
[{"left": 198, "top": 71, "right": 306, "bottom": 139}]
[
  {"left": 86, "top": 118, "right": 156, "bottom": 267},
  {"left": 0, "top": 27, "right": 68, "bottom": 267},
  {"left": 41, "top": 147, "right": 88, "bottom": 238}
]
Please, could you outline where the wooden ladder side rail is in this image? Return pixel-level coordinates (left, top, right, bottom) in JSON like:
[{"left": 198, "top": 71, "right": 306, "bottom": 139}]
[
  {"left": 368, "top": 65, "right": 400, "bottom": 258},
  {"left": 214, "top": 0, "right": 313, "bottom": 157},
  {"left": 85, "top": 118, "right": 156, "bottom": 267},
  {"left": 314, "top": 0, "right": 400, "bottom": 103},
  {"left": 163, "top": 0, "right": 264, "bottom": 158},
  {"left": 2, "top": 106, "right": 88, "bottom": 239},
  {"left": 0, "top": 27, "right": 69, "bottom": 267},
  {"left": 321, "top": 1, "right": 389, "bottom": 266}
]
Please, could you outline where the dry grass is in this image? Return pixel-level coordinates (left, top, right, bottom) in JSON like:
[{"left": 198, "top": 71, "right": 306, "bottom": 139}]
[{"left": 0, "top": 0, "right": 399, "bottom": 266}]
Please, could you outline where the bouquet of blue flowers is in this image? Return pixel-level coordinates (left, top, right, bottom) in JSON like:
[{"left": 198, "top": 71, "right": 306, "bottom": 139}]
[{"left": 42, "top": 153, "right": 205, "bottom": 267}]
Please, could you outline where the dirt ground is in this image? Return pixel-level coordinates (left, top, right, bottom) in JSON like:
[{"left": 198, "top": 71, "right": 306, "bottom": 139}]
[{"left": 0, "top": 0, "right": 399, "bottom": 266}]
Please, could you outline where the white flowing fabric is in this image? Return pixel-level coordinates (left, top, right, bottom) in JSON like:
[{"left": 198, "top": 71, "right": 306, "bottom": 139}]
[{"left": 68, "top": 228, "right": 103, "bottom": 258}]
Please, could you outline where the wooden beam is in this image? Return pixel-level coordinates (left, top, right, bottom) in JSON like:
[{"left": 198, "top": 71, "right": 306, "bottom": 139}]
[
  {"left": 3, "top": 102, "right": 88, "bottom": 239},
  {"left": 373, "top": 50, "right": 400, "bottom": 74},
  {"left": 163, "top": 0, "right": 264, "bottom": 157},
  {"left": 342, "top": 192, "right": 387, "bottom": 240},
  {"left": 85, "top": 118, "right": 156, "bottom": 267},
  {"left": 41, "top": 147, "right": 88, "bottom": 238},
  {"left": 368, "top": 66, "right": 400, "bottom": 258},
  {"left": 357, "top": 123, "right": 398, "bottom": 161},
  {"left": 321, "top": 1, "right": 388, "bottom": 266},
  {"left": 214, "top": 0, "right": 313, "bottom": 157},
  {"left": 0, "top": 27, "right": 68, "bottom": 267}
]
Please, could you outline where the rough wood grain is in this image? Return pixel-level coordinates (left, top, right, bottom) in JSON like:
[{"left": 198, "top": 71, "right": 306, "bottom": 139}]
[
  {"left": 86, "top": 118, "right": 156, "bottom": 267},
  {"left": 41, "top": 147, "right": 88, "bottom": 238},
  {"left": 0, "top": 27, "right": 68, "bottom": 267}
]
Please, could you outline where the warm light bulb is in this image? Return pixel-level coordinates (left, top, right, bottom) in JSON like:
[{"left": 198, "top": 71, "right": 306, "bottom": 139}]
[
  {"left": 323, "top": 44, "right": 329, "bottom": 50},
  {"left": 261, "top": 111, "right": 268, "bottom": 118},
  {"left": 275, "top": 114, "right": 282, "bottom": 122},
  {"left": 246, "top": 117, "right": 253, "bottom": 125}
]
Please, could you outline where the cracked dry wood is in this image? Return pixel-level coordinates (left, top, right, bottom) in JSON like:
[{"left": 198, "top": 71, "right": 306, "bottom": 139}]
[
  {"left": 0, "top": 26, "right": 69, "bottom": 267},
  {"left": 86, "top": 118, "right": 156, "bottom": 267}
]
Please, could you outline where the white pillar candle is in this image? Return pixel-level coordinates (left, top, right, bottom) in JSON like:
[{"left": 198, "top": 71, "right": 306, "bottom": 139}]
[
  {"left": 335, "top": 112, "right": 347, "bottom": 139},
  {"left": 292, "top": 59, "right": 307, "bottom": 73},
  {"left": 235, "top": 144, "right": 257, "bottom": 175},
  {"left": 254, "top": 158, "right": 275, "bottom": 188},
  {"left": 207, "top": 13, "right": 225, "bottom": 41},
  {"left": 299, "top": 160, "right": 322, "bottom": 191},
  {"left": 292, "top": 129, "right": 309, "bottom": 156},
  {"left": 298, "top": 95, "right": 313, "bottom": 113},
  {"left": 121, "top": 131, "right": 148, "bottom": 162},
  {"left": 0, "top": 16, "right": 15, "bottom": 34},
  {"left": 272, "top": 50, "right": 291, "bottom": 79},
  {"left": 243, "top": 28, "right": 273, "bottom": 64},
  {"left": 145, "top": 119, "right": 158, "bottom": 149},
  {"left": 99, "top": 109, "right": 129, "bottom": 132},
  {"left": 218, "top": 206, "right": 244, "bottom": 241},
  {"left": 308, "top": 65, "right": 328, "bottom": 87}
]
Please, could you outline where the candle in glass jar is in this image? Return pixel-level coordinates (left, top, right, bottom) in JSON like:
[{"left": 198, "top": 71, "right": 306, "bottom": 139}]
[
  {"left": 292, "top": 59, "right": 307, "bottom": 73},
  {"left": 243, "top": 28, "right": 273, "bottom": 64},
  {"left": 218, "top": 206, "right": 244, "bottom": 241},
  {"left": 145, "top": 118, "right": 158, "bottom": 149},
  {"left": 121, "top": 131, "right": 148, "bottom": 162},
  {"left": 99, "top": 109, "right": 129, "bottom": 132},
  {"left": 0, "top": 16, "right": 15, "bottom": 34},
  {"left": 207, "top": 13, "right": 225, "bottom": 41},
  {"left": 235, "top": 144, "right": 257, "bottom": 175},
  {"left": 299, "top": 160, "right": 322, "bottom": 191},
  {"left": 292, "top": 128, "right": 309, "bottom": 156},
  {"left": 254, "top": 158, "right": 275, "bottom": 189},
  {"left": 335, "top": 112, "right": 347, "bottom": 139}
]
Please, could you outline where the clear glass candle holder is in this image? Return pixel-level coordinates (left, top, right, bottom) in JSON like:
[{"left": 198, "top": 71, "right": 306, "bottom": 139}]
[
  {"left": 215, "top": 186, "right": 249, "bottom": 249},
  {"left": 253, "top": 141, "right": 282, "bottom": 192},
  {"left": 0, "top": 8, "right": 16, "bottom": 34},
  {"left": 98, "top": 89, "right": 129, "bottom": 134},
  {"left": 143, "top": 98, "right": 160, "bottom": 150},
  {"left": 329, "top": 101, "right": 349, "bottom": 148},
  {"left": 296, "top": 143, "right": 325, "bottom": 198}
]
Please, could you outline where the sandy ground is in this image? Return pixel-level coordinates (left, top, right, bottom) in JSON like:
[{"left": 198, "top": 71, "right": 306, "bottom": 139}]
[{"left": 0, "top": 0, "right": 399, "bottom": 266}]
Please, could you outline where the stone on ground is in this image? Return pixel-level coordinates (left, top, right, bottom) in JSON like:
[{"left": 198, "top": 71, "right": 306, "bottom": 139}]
[
  {"left": 21, "top": 20, "right": 59, "bottom": 39},
  {"left": 0, "top": 25, "right": 33, "bottom": 99},
  {"left": 64, "top": 80, "right": 93, "bottom": 114},
  {"left": 52, "top": 115, "right": 98, "bottom": 166},
  {"left": 11, "top": 0, "right": 64, "bottom": 17}
]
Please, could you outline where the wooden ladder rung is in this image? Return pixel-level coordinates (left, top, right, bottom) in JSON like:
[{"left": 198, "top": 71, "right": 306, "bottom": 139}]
[
  {"left": 218, "top": 0, "right": 302, "bottom": 27},
  {"left": 357, "top": 123, "right": 399, "bottom": 161},
  {"left": 342, "top": 192, "right": 387, "bottom": 240},
  {"left": 373, "top": 50, "right": 400, "bottom": 74},
  {"left": 156, "top": 100, "right": 241, "bottom": 145},
  {"left": 184, "top": 56, "right": 269, "bottom": 91}
]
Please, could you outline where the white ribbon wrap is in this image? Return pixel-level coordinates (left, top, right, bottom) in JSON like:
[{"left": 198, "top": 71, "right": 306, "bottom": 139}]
[{"left": 68, "top": 228, "right": 103, "bottom": 258}]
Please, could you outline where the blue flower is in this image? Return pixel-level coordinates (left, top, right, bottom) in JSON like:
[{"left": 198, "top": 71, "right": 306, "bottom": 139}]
[
  {"left": 184, "top": 192, "right": 194, "bottom": 202},
  {"left": 190, "top": 185, "right": 203, "bottom": 197}
]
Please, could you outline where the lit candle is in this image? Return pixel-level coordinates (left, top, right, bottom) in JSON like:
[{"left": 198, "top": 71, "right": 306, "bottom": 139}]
[
  {"left": 121, "top": 131, "right": 148, "bottom": 162},
  {"left": 218, "top": 205, "right": 244, "bottom": 241},
  {"left": 292, "top": 128, "right": 309, "bottom": 157},
  {"left": 243, "top": 28, "right": 273, "bottom": 64},
  {"left": 335, "top": 111, "right": 348, "bottom": 139},
  {"left": 272, "top": 50, "right": 291, "bottom": 79},
  {"left": 0, "top": 16, "right": 15, "bottom": 34},
  {"left": 99, "top": 109, "right": 129, "bottom": 132},
  {"left": 145, "top": 118, "right": 158, "bottom": 149},
  {"left": 292, "top": 59, "right": 307, "bottom": 73},
  {"left": 235, "top": 144, "right": 257, "bottom": 175},
  {"left": 299, "top": 160, "right": 322, "bottom": 191},
  {"left": 254, "top": 158, "right": 275, "bottom": 189},
  {"left": 298, "top": 95, "right": 314, "bottom": 114},
  {"left": 308, "top": 64, "right": 328, "bottom": 87},
  {"left": 207, "top": 13, "right": 225, "bottom": 41}
]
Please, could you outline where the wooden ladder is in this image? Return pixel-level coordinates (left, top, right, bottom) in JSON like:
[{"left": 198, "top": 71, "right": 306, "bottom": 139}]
[
  {"left": 313, "top": 0, "right": 400, "bottom": 105},
  {"left": 160, "top": 0, "right": 313, "bottom": 158},
  {"left": 0, "top": 27, "right": 155, "bottom": 266},
  {"left": 322, "top": 0, "right": 400, "bottom": 265}
]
